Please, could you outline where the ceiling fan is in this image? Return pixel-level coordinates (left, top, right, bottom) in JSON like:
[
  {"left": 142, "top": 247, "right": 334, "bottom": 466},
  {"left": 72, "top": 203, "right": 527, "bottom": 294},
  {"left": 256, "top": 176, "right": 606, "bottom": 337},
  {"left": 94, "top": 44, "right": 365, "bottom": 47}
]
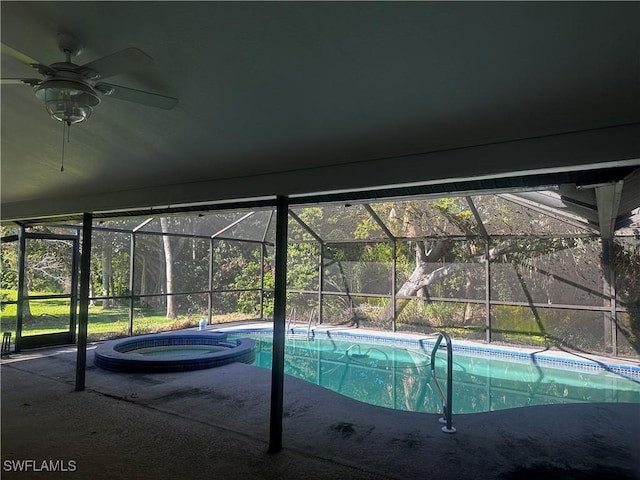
[{"left": 1, "top": 32, "right": 178, "bottom": 125}]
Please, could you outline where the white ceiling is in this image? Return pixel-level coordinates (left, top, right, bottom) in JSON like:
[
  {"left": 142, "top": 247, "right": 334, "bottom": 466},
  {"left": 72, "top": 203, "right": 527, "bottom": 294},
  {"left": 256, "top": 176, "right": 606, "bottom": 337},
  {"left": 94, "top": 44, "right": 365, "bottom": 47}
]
[{"left": 1, "top": 1, "right": 639, "bottom": 222}]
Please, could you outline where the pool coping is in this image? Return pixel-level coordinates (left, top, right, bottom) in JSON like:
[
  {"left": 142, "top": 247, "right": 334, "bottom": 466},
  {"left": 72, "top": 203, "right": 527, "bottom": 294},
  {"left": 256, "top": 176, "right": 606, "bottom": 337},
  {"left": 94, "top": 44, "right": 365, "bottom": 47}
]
[
  {"left": 94, "top": 331, "right": 256, "bottom": 373},
  {"left": 214, "top": 322, "right": 640, "bottom": 379}
]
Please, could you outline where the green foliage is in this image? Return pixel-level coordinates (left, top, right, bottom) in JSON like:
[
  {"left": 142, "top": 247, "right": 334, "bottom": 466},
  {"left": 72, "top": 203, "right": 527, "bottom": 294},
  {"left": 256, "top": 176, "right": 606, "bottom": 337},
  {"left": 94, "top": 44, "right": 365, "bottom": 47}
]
[
  {"left": 288, "top": 243, "right": 320, "bottom": 290},
  {"left": 423, "top": 301, "right": 464, "bottom": 325},
  {"left": 396, "top": 300, "right": 469, "bottom": 328},
  {"left": 211, "top": 240, "right": 260, "bottom": 314},
  {"left": 3, "top": 202, "right": 639, "bottom": 359},
  {"left": 614, "top": 239, "right": 640, "bottom": 304},
  {"left": 1, "top": 227, "right": 75, "bottom": 294},
  {"left": 492, "top": 305, "right": 546, "bottom": 335},
  {"left": 353, "top": 217, "right": 376, "bottom": 240},
  {"left": 360, "top": 243, "right": 392, "bottom": 263},
  {"left": 230, "top": 248, "right": 269, "bottom": 316},
  {"left": 1, "top": 238, "right": 18, "bottom": 290},
  {"left": 434, "top": 198, "right": 472, "bottom": 222},
  {"left": 613, "top": 238, "right": 640, "bottom": 353},
  {"left": 1, "top": 263, "right": 17, "bottom": 291}
]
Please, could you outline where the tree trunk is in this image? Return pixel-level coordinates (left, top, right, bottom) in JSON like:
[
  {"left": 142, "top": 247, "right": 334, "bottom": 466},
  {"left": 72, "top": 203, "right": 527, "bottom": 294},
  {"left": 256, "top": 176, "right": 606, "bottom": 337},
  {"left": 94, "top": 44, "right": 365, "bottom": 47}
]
[
  {"left": 22, "top": 280, "right": 32, "bottom": 321},
  {"left": 378, "top": 240, "right": 513, "bottom": 323},
  {"left": 378, "top": 239, "right": 449, "bottom": 323},
  {"left": 101, "top": 241, "right": 113, "bottom": 308},
  {"left": 160, "top": 218, "right": 176, "bottom": 319},
  {"left": 89, "top": 276, "right": 96, "bottom": 307}
]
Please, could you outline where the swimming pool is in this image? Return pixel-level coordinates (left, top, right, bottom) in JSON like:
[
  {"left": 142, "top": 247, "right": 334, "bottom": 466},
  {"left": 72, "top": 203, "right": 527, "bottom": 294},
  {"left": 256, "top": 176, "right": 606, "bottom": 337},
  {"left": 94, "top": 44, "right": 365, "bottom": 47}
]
[{"left": 226, "top": 329, "right": 640, "bottom": 414}]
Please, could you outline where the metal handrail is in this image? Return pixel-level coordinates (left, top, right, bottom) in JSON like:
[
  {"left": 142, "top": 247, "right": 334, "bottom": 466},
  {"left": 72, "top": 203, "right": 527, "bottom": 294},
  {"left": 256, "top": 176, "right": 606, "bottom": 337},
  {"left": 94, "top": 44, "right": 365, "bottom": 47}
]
[
  {"left": 287, "top": 309, "right": 316, "bottom": 340},
  {"left": 430, "top": 331, "right": 456, "bottom": 433},
  {"left": 306, "top": 310, "right": 316, "bottom": 340},
  {"left": 286, "top": 308, "right": 296, "bottom": 333}
]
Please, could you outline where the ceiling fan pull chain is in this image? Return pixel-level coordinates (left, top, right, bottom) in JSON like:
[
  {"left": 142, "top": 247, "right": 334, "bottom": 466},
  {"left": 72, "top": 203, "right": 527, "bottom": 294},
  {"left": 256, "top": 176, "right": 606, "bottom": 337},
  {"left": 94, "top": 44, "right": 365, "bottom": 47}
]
[{"left": 60, "top": 121, "right": 69, "bottom": 172}]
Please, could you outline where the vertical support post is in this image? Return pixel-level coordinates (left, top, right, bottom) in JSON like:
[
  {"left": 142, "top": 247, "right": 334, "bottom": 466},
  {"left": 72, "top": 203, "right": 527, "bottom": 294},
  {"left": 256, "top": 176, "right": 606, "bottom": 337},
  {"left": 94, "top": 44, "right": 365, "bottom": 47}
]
[
  {"left": 609, "top": 242, "right": 617, "bottom": 356},
  {"left": 391, "top": 240, "right": 397, "bottom": 332},
  {"left": 602, "top": 238, "right": 617, "bottom": 355},
  {"left": 444, "top": 335, "right": 454, "bottom": 433},
  {"left": 465, "top": 197, "right": 491, "bottom": 343},
  {"left": 260, "top": 243, "right": 265, "bottom": 319},
  {"left": 269, "top": 195, "right": 289, "bottom": 453},
  {"left": 15, "top": 226, "right": 26, "bottom": 353},
  {"left": 68, "top": 236, "right": 80, "bottom": 344},
  {"left": 318, "top": 241, "right": 324, "bottom": 325},
  {"left": 260, "top": 210, "right": 274, "bottom": 320},
  {"left": 485, "top": 240, "right": 491, "bottom": 343},
  {"left": 208, "top": 238, "right": 214, "bottom": 324},
  {"left": 128, "top": 233, "right": 136, "bottom": 336},
  {"left": 75, "top": 213, "right": 93, "bottom": 392}
]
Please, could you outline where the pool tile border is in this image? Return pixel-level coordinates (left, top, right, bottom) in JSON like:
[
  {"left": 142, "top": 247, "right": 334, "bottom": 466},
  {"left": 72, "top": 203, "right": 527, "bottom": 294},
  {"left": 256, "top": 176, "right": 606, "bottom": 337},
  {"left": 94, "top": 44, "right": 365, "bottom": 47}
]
[
  {"left": 94, "top": 332, "right": 256, "bottom": 373},
  {"left": 222, "top": 326, "right": 640, "bottom": 379}
]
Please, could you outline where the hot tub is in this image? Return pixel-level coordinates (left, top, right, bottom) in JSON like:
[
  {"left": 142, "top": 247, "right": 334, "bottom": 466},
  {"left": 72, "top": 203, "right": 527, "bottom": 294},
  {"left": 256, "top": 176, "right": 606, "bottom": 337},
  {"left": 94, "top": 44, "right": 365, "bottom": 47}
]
[{"left": 94, "top": 332, "right": 255, "bottom": 373}]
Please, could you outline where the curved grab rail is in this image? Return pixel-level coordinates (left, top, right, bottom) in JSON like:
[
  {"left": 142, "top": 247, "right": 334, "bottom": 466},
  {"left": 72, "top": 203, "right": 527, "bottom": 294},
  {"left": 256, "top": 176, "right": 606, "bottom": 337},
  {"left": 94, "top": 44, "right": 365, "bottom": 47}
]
[
  {"left": 345, "top": 344, "right": 390, "bottom": 369},
  {"left": 346, "top": 343, "right": 364, "bottom": 357},
  {"left": 430, "top": 331, "right": 456, "bottom": 433}
]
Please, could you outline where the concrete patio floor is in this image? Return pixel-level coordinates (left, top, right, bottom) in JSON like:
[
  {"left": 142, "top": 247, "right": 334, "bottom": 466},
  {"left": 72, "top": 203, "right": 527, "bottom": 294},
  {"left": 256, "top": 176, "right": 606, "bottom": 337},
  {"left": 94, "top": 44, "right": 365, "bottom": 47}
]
[{"left": 1, "top": 336, "right": 639, "bottom": 480}]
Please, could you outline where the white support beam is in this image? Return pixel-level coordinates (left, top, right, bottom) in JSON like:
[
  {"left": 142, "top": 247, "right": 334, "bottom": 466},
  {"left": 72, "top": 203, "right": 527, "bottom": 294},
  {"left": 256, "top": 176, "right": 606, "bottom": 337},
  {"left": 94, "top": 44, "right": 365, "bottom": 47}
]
[{"left": 595, "top": 181, "right": 624, "bottom": 240}]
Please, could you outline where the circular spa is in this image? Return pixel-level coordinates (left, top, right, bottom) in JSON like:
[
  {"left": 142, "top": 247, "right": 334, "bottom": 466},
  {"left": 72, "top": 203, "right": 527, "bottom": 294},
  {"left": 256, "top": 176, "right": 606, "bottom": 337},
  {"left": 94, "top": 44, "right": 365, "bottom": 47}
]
[{"left": 94, "top": 332, "right": 256, "bottom": 373}]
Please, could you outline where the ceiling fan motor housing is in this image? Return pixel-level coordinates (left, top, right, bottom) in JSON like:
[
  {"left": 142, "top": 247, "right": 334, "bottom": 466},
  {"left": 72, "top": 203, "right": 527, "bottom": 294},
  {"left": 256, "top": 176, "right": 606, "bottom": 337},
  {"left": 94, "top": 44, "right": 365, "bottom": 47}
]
[{"left": 56, "top": 32, "right": 84, "bottom": 57}]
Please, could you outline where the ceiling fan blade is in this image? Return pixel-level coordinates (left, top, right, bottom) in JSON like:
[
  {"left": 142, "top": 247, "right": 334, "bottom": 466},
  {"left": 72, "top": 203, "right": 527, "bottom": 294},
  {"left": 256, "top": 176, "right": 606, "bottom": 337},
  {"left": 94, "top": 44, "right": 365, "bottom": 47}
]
[
  {"left": 2, "top": 42, "right": 42, "bottom": 65},
  {"left": 1, "top": 78, "right": 41, "bottom": 86},
  {"left": 96, "top": 83, "right": 178, "bottom": 110},
  {"left": 80, "top": 48, "right": 153, "bottom": 80},
  {"left": 1, "top": 42, "right": 54, "bottom": 75}
]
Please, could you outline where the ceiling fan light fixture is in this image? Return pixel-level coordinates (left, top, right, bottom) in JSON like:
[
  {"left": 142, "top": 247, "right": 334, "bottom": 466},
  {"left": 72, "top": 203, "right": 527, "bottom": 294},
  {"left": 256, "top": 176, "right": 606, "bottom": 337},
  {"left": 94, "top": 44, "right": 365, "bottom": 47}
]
[{"left": 35, "top": 79, "right": 100, "bottom": 124}]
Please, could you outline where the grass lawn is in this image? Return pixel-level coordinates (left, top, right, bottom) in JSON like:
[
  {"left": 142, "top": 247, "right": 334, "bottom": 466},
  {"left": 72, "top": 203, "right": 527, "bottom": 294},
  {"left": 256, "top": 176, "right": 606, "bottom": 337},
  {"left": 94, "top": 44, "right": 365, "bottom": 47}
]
[{"left": 0, "top": 290, "right": 257, "bottom": 342}]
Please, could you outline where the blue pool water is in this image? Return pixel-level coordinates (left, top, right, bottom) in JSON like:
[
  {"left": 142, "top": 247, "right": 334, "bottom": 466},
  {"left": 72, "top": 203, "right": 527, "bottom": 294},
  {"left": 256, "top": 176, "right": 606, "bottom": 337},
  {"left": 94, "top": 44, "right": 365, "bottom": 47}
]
[
  {"left": 134, "top": 345, "right": 228, "bottom": 356},
  {"left": 228, "top": 331, "right": 640, "bottom": 414}
]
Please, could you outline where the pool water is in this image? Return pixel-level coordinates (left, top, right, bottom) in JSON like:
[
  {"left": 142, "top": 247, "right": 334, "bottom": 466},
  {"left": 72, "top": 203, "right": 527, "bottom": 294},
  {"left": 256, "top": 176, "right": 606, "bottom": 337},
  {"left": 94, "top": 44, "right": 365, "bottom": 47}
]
[
  {"left": 232, "top": 333, "right": 640, "bottom": 414},
  {"left": 133, "top": 345, "right": 228, "bottom": 357}
]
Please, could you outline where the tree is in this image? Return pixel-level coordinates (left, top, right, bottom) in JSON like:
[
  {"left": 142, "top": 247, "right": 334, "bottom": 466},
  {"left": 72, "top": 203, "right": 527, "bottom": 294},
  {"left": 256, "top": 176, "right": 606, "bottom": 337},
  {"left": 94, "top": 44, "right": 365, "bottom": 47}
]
[
  {"left": 1, "top": 225, "right": 75, "bottom": 321},
  {"left": 160, "top": 217, "right": 176, "bottom": 319},
  {"left": 369, "top": 199, "right": 486, "bottom": 323},
  {"left": 377, "top": 238, "right": 514, "bottom": 323}
]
